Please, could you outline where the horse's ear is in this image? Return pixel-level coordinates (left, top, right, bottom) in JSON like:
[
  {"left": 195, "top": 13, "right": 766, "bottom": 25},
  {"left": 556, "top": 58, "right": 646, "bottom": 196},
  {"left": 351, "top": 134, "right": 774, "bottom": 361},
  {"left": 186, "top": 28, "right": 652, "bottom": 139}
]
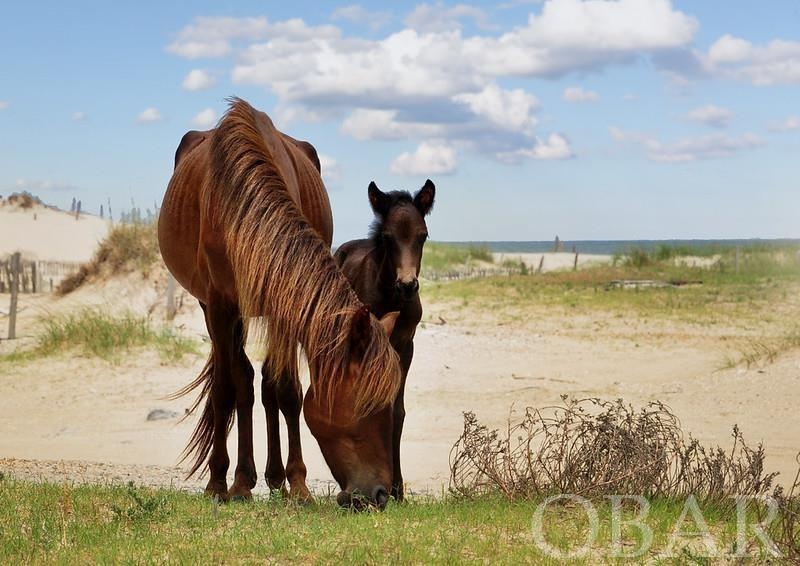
[
  {"left": 379, "top": 311, "right": 401, "bottom": 338},
  {"left": 350, "top": 305, "right": 372, "bottom": 356},
  {"left": 413, "top": 179, "right": 435, "bottom": 216},
  {"left": 368, "top": 181, "right": 391, "bottom": 217}
]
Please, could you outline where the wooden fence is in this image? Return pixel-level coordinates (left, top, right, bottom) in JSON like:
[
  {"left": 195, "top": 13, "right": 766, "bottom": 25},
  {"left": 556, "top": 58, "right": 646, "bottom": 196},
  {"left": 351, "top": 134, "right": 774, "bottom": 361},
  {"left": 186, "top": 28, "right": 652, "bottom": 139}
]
[{"left": 0, "top": 257, "right": 82, "bottom": 294}]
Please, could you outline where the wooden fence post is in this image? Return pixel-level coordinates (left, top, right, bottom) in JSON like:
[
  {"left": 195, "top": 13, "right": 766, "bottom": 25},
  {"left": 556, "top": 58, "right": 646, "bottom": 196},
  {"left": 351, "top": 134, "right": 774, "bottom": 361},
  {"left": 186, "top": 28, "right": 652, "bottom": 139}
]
[
  {"left": 166, "top": 274, "right": 177, "bottom": 321},
  {"left": 31, "top": 261, "right": 37, "bottom": 293},
  {"left": 8, "top": 252, "right": 20, "bottom": 340}
]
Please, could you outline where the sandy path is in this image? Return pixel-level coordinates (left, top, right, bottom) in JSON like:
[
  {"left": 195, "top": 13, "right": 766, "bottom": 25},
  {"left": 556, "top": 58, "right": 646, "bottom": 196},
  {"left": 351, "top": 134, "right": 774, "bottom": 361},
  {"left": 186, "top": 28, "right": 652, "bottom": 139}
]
[{"left": 1, "top": 292, "right": 798, "bottom": 493}]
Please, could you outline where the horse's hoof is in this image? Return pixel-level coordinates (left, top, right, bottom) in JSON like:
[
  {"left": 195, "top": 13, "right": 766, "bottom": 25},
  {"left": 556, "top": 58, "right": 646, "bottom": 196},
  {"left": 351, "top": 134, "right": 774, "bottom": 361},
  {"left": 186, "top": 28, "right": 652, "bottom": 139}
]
[
  {"left": 291, "top": 487, "right": 315, "bottom": 506},
  {"left": 205, "top": 488, "right": 230, "bottom": 503},
  {"left": 268, "top": 483, "right": 289, "bottom": 501},
  {"left": 228, "top": 486, "right": 253, "bottom": 502}
]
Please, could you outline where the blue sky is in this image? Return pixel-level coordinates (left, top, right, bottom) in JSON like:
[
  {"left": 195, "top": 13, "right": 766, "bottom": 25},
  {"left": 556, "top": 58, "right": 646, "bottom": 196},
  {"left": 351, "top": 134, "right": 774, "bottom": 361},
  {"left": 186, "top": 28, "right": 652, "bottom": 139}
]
[{"left": 1, "top": 0, "right": 799, "bottom": 243}]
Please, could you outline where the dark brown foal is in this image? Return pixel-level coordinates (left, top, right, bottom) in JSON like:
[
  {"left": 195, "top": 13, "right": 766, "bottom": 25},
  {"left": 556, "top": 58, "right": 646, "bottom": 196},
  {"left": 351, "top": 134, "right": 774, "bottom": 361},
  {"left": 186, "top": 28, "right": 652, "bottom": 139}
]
[{"left": 335, "top": 179, "right": 435, "bottom": 500}]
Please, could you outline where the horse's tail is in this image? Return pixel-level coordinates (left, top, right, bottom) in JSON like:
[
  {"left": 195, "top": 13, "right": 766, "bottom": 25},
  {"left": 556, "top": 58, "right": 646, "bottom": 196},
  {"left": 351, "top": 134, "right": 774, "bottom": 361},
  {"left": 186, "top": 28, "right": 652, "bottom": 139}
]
[{"left": 170, "top": 350, "right": 233, "bottom": 478}]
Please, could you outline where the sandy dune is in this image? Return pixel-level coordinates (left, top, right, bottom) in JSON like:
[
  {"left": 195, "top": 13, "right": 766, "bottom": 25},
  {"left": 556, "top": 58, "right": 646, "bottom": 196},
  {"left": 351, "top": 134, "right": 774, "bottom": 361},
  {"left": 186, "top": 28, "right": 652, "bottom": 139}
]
[{"left": 0, "top": 201, "right": 109, "bottom": 263}]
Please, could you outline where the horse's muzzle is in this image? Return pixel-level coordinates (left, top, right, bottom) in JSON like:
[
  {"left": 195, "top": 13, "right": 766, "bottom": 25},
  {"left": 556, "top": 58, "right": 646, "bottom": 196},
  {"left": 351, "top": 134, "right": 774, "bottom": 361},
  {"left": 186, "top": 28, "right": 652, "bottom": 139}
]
[
  {"left": 395, "top": 279, "right": 419, "bottom": 301},
  {"left": 337, "top": 486, "right": 389, "bottom": 511}
]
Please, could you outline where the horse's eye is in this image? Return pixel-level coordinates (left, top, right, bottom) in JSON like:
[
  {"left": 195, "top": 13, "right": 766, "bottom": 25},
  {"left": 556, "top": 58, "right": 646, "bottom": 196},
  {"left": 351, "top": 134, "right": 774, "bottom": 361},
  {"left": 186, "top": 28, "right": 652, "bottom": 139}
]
[
  {"left": 419, "top": 233, "right": 428, "bottom": 243},
  {"left": 382, "top": 233, "right": 394, "bottom": 244}
]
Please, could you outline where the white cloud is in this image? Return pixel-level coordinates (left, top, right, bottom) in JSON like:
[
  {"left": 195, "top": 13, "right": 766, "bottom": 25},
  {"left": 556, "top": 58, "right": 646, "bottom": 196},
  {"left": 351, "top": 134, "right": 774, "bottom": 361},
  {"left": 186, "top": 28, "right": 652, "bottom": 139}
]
[
  {"left": 708, "top": 34, "right": 753, "bottom": 64},
  {"left": 168, "top": 2, "right": 697, "bottom": 166},
  {"left": 405, "top": 3, "right": 494, "bottom": 33},
  {"left": 0, "top": 101, "right": 8, "bottom": 110},
  {"left": 623, "top": 93, "right": 639, "bottom": 101},
  {"left": 14, "top": 178, "right": 75, "bottom": 192},
  {"left": 318, "top": 154, "right": 344, "bottom": 185},
  {"left": 332, "top": 5, "right": 391, "bottom": 31},
  {"left": 390, "top": 141, "right": 457, "bottom": 175},
  {"left": 496, "top": 133, "right": 573, "bottom": 162},
  {"left": 72, "top": 111, "right": 87, "bottom": 122},
  {"left": 686, "top": 104, "right": 733, "bottom": 128},
  {"left": 453, "top": 83, "right": 539, "bottom": 132},
  {"left": 136, "top": 107, "right": 163, "bottom": 123},
  {"left": 182, "top": 69, "right": 216, "bottom": 91},
  {"left": 610, "top": 127, "right": 763, "bottom": 162},
  {"left": 704, "top": 34, "right": 800, "bottom": 85},
  {"left": 770, "top": 115, "right": 800, "bottom": 132},
  {"left": 191, "top": 108, "right": 218, "bottom": 128},
  {"left": 341, "top": 109, "right": 445, "bottom": 140},
  {"left": 562, "top": 86, "right": 599, "bottom": 103}
]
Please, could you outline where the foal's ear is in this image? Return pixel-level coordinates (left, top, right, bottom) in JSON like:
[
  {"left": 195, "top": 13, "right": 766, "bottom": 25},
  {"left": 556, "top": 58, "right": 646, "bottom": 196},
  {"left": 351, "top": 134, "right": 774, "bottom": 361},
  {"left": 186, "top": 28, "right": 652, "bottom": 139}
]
[
  {"left": 368, "top": 181, "right": 391, "bottom": 217},
  {"left": 413, "top": 179, "right": 435, "bottom": 216},
  {"left": 379, "top": 311, "right": 401, "bottom": 338},
  {"left": 350, "top": 305, "right": 372, "bottom": 355}
]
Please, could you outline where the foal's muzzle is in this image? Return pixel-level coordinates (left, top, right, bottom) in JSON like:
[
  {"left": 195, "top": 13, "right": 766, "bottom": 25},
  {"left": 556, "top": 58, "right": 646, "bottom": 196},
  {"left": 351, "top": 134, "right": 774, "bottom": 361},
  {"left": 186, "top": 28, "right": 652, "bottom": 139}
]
[{"left": 395, "top": 278, "right": 419, "bottom": 301}]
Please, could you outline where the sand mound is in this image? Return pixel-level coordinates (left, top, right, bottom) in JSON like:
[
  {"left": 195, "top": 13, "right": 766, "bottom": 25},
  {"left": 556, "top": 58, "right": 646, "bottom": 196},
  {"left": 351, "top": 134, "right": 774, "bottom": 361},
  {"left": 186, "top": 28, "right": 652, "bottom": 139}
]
[{"left": 0, "top": 195, "right": 110, "bottom": 263}]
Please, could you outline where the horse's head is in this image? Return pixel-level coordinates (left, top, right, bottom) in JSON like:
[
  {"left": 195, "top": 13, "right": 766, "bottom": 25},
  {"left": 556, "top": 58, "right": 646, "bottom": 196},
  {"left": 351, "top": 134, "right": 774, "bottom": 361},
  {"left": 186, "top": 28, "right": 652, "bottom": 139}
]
[
  {"left": 368, "top": 180, "right": 435, "bottom": 302},
  {"left": 303, "top": 307, "right": 401, "bottom": 510}
]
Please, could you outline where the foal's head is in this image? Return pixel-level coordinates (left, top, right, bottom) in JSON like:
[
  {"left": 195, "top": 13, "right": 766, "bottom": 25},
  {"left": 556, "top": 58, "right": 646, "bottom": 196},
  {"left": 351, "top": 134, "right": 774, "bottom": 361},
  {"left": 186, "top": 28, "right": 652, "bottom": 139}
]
[
  {"left": 303, "top": 307, "right": 401, "bottom": 510},
  {"left": 368, "top": 179, "right": 435, "bottom": 301}
]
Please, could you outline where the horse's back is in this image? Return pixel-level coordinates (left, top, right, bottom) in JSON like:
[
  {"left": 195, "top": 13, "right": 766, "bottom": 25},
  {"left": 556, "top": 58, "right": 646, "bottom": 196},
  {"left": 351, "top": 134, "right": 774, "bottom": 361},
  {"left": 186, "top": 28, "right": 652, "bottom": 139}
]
[{"left": 250, "top": 108, "right": 333, "bottom": 246}]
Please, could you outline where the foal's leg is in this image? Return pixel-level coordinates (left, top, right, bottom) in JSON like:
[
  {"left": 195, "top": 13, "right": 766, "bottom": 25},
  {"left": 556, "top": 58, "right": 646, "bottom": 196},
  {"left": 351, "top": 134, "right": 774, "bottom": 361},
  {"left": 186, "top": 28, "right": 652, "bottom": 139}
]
[
  {"left": 391, "top": 341, "right": 414, "bottom": 501},
  {"left": 227, "top": 319, "right": 257, "bottom": 500},
  {"left": 261, "top": 362, "right": 288, "bottom": 496},
  {"left": 276, "top": 370, "right": 313, "bottom": 503},
  {"left": 203, "top": 299, "right": 257, "bottom": 501}
]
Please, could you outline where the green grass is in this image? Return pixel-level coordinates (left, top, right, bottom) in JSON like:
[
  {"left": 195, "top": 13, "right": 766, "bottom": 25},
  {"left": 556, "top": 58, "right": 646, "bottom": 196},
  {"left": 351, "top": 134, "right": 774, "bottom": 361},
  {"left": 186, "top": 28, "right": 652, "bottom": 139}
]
[
  {"left": 0, "top": 309, "right": 198, "bottom": 365},
  {"left": 421, "top": 247, "right": 800, "bottom": 325},
  {"left": 421, "top": 242, "right": 493, "bottom": 274},
  {"left": 0, "top": 479, "right": 788, "bottom": 564}
]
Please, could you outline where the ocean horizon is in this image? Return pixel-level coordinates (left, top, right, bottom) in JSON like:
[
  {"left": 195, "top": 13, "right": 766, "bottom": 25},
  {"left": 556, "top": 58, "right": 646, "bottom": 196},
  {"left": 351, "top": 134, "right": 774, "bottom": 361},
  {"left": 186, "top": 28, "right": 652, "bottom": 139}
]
[{"left": 441, "top": 239, "right": 800, "bottom": 256}]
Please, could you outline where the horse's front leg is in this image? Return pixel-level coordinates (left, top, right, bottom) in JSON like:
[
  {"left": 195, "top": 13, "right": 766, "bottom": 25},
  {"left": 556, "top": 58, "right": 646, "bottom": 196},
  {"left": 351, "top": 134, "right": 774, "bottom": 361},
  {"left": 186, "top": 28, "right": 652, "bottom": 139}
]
[{"left": 391, "top": 341, "right": 414, "bottom": 501}]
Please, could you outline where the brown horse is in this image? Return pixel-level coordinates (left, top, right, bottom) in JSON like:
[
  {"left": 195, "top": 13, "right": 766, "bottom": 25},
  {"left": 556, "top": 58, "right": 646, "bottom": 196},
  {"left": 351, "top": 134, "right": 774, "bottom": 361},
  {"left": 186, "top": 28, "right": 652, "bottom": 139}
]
[
  {"left": 334, "top": 180, "right": 435, "bottom": 500},
  {"left": 159, "top": 98, "right": 401, "bottom": 509}
]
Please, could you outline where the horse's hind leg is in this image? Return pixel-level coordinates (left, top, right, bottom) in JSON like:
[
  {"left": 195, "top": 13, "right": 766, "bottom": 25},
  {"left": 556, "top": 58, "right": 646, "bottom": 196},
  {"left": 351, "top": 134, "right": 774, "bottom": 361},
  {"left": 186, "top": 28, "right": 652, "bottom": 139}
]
[
  {"left": 203, "top": 298, "right": 256, "bottom": 501},
  {"left": 227, "top": 319, "right": 257, "bottom": 500}
]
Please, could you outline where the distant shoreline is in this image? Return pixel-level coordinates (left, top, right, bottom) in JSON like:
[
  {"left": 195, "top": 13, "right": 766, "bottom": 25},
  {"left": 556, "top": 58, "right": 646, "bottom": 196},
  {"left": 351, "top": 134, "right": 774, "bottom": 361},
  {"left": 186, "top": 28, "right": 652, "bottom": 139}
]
[{"left": 438, "top": 238, "right": 800, "bottom": 256}]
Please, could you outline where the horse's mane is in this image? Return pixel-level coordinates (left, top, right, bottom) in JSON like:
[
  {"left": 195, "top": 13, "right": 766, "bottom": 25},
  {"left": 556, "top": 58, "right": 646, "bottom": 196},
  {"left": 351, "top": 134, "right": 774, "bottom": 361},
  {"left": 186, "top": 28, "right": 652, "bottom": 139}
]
[{"left": 207, "top": 97, "right": 400, "bottom": 415}]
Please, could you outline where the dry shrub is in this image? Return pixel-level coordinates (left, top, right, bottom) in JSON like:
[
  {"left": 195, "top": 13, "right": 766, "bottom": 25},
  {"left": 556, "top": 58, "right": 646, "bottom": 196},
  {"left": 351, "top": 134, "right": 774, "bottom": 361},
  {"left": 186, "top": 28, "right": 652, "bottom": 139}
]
[
  {"left": 450, "top": 397, "right": 776, "bottom": 506},
  {"left": 4, "top": 191, "right": 42, "bottom": 209},
  {"left": 766, "top": 458, "right": 800, "bottom": 560},
  {"left": 58, "top": 222, "right": 159, "bottom": 295}
]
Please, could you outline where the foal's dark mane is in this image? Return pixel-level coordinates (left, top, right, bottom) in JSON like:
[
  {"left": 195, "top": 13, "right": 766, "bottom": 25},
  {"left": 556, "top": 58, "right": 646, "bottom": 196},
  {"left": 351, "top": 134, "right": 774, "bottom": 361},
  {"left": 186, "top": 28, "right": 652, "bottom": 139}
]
[{"left": 368, "top": 190, "right": 414, "bottom": 246}]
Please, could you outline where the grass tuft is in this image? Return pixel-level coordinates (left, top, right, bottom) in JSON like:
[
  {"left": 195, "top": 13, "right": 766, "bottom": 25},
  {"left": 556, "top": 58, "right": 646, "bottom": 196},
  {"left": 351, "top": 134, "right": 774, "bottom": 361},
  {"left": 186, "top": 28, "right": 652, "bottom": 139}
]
[
  {"left": 1, "top": 309, "right": 197, "bottom": 364},
  {"left": 58, "top": 222, "right": 159, "bottom": 295}
]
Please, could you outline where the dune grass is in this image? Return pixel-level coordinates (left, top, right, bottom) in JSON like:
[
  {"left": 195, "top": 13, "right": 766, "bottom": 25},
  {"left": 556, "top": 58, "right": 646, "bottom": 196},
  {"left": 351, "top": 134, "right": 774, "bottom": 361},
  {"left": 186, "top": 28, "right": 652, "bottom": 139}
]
[
  {"left": 421, "top": 245, "right": 800, "bottom": 325},
  {"left": 421, "top": 242, "right": 493, "bottom": 274},
  {"left": 0, "top": 478, "right": 788, "bottom": 564},
  {"left": 58, "top": 221, "right": 160, "bottom": 295},
  {"left": 0, "top": 309, "right": 197, "bottom": 365}
]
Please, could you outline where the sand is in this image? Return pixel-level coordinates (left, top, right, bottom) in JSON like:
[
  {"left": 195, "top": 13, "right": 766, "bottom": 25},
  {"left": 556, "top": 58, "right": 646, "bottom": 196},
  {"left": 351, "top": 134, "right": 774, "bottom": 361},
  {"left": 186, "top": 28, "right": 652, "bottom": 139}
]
[
  {"left": 493, "top": 251, "right": 612, "bottom": 272},
  {"left": 1, "top": 280, "right": 798, "bottom": 494},
  {"left": 0, "top": 204, "right": 797, "bottom": 494},
  {"left": 0, "top": 201, "right": 109, "bottom": 263}
]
